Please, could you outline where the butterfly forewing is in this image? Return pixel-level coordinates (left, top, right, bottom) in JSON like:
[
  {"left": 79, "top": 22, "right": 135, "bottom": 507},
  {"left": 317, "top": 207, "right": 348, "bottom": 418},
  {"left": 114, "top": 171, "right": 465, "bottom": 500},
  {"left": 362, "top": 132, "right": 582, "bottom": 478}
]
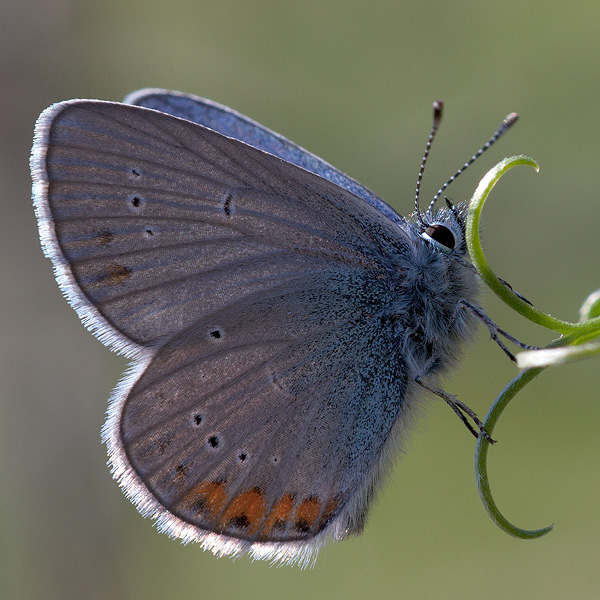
[{"left": 35, "top": 102, "right": 401, "bottom": 349}]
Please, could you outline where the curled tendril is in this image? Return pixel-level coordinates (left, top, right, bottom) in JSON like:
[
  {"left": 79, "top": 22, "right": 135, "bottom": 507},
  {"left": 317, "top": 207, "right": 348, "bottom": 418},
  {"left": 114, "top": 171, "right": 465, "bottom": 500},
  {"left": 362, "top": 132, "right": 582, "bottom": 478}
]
[
  {"left": 465, "top": 155, "right": 600, "bottom": 538},
  {"left": 475, "top": 367, "right": 552, "bottom": 539}
]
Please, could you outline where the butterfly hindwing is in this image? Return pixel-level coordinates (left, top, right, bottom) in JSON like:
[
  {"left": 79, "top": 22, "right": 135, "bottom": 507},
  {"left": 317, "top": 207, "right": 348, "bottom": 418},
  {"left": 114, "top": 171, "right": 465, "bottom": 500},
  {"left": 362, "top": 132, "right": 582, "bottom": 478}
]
[{"left": 115, "top": 268, "right": 411, "bottom": 557}]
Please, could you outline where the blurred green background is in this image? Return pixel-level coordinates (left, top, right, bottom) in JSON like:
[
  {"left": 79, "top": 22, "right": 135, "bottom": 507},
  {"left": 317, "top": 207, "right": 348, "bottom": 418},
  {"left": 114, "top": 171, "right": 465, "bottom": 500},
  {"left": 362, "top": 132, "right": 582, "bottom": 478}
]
[{"left": 2, "top": 0, "right": 600, "bottom": 598}]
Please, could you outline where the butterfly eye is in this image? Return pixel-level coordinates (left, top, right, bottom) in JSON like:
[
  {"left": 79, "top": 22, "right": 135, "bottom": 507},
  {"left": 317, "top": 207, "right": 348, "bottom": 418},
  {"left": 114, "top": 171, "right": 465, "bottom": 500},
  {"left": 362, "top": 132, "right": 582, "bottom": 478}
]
[{"left": 421, "top": 223, "right": 457, "bottom": 251}]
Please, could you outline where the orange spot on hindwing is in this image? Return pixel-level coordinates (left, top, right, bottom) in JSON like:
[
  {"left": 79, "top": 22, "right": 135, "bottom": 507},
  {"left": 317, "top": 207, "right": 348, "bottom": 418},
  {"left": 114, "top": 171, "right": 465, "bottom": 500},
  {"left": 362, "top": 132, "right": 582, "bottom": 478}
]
[
  {"left": 262, "top": 494, "right": 295, "bottom": 536},
  {"left": 218, "top": 488, "right": 266, "bottom": 535},
  {"left": 294, "top": 497, "right": 322, "bottom": 534},
  {"left": 179, "top": 481, "right": 227, "bottom": 521},
  {"left": 318, "top": 497, "right": 339, "bottom": 532}
]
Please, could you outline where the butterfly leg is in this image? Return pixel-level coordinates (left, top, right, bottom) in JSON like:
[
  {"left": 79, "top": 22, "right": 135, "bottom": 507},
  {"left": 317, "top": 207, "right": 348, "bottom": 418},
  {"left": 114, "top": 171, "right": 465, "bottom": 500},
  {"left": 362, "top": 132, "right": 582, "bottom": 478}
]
[
  {"left": 415, "top": 367, "right": 496, "bottom": 443},
  {"left": 497, "top": 277, "right": 534, "bottom": 306},
  {"left": 456, "top": 299, "right": 539, "bottom": 362}
]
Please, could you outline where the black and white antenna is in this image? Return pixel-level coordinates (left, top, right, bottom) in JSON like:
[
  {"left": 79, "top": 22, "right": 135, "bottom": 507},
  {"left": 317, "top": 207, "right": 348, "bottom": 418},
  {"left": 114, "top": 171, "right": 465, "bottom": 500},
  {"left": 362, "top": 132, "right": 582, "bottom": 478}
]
[
  {"left": 414, "top": 101, "right": 519, "bottom": 223},
  {"left": 414, "top": 100, "right": 444, "bottom": 226}
]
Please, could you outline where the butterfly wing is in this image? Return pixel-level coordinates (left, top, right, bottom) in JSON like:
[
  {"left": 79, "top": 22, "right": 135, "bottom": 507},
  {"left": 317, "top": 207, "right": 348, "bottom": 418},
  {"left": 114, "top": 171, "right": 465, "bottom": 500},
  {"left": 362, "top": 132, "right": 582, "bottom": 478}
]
[
  {"left": 125, "top": 88, "right": 405, "bottom": 227},
  {"left": 32, "top": 101, "right": 417, "bottom": 565},
  {"left": 117, "top": 268, "right": 412, "bottom": 566}
]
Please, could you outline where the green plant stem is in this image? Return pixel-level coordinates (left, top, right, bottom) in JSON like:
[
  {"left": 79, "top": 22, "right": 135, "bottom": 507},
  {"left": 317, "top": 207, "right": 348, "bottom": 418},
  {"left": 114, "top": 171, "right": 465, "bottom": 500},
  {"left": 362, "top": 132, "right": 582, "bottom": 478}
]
[
  {"left": 475, "top": 367, "right": 553, "bottom": 538},
  {"left": 466, "top": 154, "right": 600, "bottom": 538},
  {"left": 465, "top": 156, "right": 600, "bottom": 336}
]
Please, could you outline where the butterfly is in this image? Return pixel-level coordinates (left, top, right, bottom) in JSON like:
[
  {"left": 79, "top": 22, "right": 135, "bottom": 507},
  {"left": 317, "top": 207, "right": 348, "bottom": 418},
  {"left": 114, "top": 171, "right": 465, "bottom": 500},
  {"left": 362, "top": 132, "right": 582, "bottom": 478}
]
[{"left": 31, "top": 89, "right": 516, "bottom": 567}]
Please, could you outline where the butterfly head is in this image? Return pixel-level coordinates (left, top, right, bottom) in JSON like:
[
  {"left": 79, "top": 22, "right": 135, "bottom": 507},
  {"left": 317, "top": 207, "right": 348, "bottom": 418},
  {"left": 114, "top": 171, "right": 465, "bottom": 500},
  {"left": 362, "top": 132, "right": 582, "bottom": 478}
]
[{"left": 414, "top": 199, "right": 468, "bottom": 256}]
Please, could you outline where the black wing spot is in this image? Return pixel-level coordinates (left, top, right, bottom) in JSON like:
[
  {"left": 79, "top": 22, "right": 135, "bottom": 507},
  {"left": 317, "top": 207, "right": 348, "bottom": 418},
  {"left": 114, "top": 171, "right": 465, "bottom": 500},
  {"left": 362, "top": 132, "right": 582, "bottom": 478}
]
[
  {"left": 223, "top": 192, "right": 233, "bottom": 216},
  {"left": 294, "top": 520, "right": 311, "bottom": 534},
  {"left": 229, "top": 514, "right": 250, "bottom": 529},
  {"left": 208, "top": 435, "right": 220, "bottom": 448}
]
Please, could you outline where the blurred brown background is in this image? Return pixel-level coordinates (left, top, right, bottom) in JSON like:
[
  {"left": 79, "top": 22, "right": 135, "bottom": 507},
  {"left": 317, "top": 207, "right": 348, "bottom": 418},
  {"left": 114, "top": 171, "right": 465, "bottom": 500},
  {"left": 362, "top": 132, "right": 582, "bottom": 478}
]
[{"left": 2, "top": 1, "right": 600, "bottom": 598}]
